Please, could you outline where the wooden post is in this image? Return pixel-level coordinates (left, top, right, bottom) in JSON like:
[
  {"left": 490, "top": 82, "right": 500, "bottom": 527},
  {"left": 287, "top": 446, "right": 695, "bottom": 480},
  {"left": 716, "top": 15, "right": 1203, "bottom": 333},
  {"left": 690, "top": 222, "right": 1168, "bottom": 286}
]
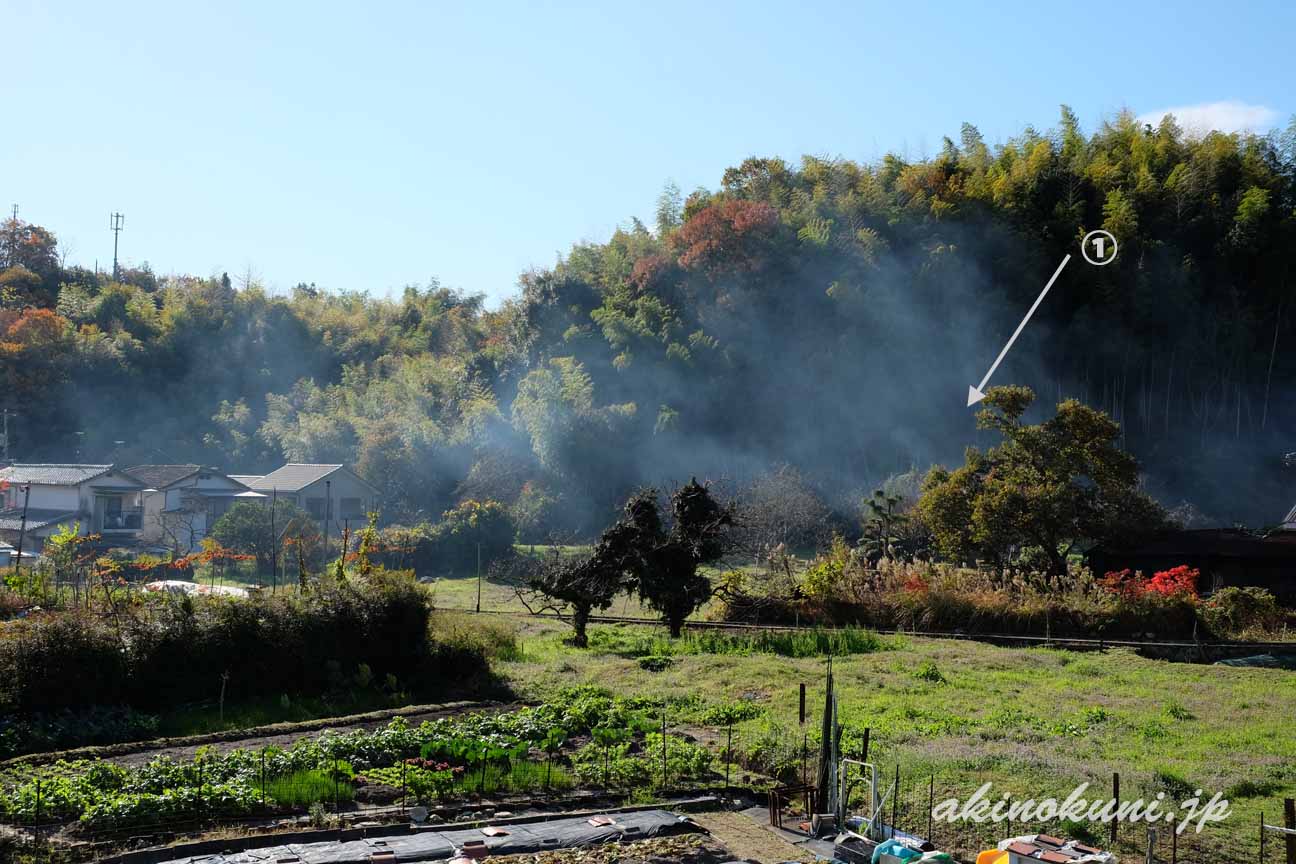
[
  {"left": 799, "top": 683, "right": 806, "bottom": 725},
  {"left": 1284, "top": 798, "right": 1295, "bottom": 864},
  {"left": 1111, "top": 772, "right": 1120, "bottom": 846},
  {"left": 1171, "top": 822, "right": 1177, "bottom": 864}
]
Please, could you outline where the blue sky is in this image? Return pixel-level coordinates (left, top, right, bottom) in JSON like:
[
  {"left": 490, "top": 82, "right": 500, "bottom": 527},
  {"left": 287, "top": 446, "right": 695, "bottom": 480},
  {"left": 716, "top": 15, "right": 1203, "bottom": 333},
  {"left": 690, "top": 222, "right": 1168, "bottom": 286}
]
[{"left": 4, "top": 0, "right": 1292, "bottom": 305}]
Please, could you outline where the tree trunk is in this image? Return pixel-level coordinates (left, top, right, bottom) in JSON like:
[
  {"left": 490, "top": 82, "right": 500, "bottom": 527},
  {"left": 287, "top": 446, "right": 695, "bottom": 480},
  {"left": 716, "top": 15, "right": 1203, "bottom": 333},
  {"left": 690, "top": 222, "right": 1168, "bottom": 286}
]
[
  {"left": 572, "top": 603, "right": 591, "bottom": 648},
  {"left": 667, "top": 612, "right": 684, "bottom": 639}
]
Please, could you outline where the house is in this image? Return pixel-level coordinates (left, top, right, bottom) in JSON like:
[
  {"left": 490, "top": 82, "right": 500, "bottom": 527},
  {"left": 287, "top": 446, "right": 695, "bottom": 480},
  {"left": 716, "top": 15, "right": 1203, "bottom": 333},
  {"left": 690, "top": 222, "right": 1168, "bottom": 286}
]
[
  {"left": 1283, "top": 502, "right": 1296, "bottom": 531},
  {"left": 232, "top": 464, "right": 380, "bottom": 526},
  {"left": 0, "top": 463, "right": 147, "bottom": 548},
  {"left": 125, "top": 464, "right": 266, "bottom": 551},
  {"left": 1088, "top": 528, "right": 1296, "bottom": 603}
]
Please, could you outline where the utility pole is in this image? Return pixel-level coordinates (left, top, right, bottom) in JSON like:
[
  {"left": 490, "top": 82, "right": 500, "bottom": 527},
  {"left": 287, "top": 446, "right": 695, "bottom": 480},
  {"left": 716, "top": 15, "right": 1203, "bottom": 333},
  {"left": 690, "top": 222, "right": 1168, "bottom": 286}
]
[
  {"left": 109, "top": 212, "right": 125, "bottom": 281},
  {"left": 13, "top": 484, "right": 30, "bottom": 574},
  {"left": 0, "top": 408, "right": 14, "bottom": 462},
  {"left": 270, "top": 488, "right": 278, "bottom": 594},
  {"left": 323, "top": 479, "right": 331, "bottom": 554},
  {"left": 9, "top": 204, "right": 17, "bottom": 221}
]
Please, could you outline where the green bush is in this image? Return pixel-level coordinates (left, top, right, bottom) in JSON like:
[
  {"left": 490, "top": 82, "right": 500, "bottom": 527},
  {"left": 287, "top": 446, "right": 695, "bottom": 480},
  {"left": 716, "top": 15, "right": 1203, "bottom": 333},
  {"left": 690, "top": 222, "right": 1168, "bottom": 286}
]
[
  {"left": 0, "top": 573, "right": 490, "bottom": 743},
  {"left": 1200, "top": 586, "right": 1286, "bottom": 636},
  {"left": 382, "top": 499, "right": 515, "bottom": 577}
]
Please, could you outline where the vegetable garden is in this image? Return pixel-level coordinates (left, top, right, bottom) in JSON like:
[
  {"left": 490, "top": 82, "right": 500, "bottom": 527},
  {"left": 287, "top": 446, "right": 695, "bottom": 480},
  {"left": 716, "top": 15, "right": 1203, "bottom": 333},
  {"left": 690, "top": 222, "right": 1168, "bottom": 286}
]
[{"left": 0, "top": 687, "right": 726, "bottom": 836}]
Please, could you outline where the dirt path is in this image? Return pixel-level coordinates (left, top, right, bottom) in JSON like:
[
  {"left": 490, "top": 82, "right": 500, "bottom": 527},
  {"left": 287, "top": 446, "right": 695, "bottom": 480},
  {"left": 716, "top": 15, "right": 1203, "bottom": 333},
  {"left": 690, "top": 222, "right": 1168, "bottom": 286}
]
[{"left": 692, "top": 810, "right": 818, "bottom": 864}]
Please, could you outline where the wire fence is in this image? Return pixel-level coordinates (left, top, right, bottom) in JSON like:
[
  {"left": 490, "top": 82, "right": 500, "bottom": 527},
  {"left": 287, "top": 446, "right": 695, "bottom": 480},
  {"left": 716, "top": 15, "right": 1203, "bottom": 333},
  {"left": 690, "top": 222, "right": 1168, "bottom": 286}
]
[
  {"left": 5, "top": 722, "right": 1292, "bottom": 864},
  {"left": 764, "top": 736, "right": 1294, "bottom": 864}
]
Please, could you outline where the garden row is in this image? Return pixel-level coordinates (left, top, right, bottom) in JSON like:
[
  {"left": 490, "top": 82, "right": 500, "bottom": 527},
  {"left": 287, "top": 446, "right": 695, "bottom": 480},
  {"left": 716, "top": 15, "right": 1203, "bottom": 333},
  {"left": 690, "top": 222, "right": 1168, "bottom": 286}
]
[{"left": 0, "top": 687, "right": 722, "bottom": 832}]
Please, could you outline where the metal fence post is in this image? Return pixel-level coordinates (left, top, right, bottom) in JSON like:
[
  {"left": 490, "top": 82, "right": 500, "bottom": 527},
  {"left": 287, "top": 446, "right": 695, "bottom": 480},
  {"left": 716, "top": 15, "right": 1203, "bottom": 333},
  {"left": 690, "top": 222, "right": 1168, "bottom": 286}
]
[
  {"left": 1111, "top": 772, "right": 1120, "bottom": 847},
  {"left": 1285, "top": 798, "right": 1295, "bottom": 864},
  {"left": 928, "top": 774, "right": 934, "bottom": 842},
  {"left": 660, "top": 708, "right": 668, "bottom": 790},
  {"left": 725, "top": 722, "right": 733, "bottom": 791},
  {"left": 260, "top": 750, "right": 267, "bottom": 809}
]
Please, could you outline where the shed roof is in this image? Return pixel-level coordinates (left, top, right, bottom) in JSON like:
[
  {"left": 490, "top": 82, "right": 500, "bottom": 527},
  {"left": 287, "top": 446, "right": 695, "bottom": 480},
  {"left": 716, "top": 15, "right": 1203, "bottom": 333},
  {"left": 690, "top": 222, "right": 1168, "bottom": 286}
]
[
  {"left": 0, "top": 464, "right": 113, "bottom": 486},
  {"left": 0, "top": 508, "right": 81, "bottom": 531}
]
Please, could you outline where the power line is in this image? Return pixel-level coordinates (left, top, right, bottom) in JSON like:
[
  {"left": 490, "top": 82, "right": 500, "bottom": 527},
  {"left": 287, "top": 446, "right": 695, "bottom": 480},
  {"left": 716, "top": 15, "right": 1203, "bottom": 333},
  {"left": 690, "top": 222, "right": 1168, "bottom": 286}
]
[{"left": 109, "top": 212, "right": 125, "bottom": 280}]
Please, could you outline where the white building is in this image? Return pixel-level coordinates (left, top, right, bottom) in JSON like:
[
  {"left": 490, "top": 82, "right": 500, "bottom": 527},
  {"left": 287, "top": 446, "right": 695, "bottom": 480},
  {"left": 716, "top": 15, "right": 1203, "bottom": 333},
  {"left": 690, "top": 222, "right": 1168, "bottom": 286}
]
[
  {"left": 0, "top": 464, "right": 147, "bottom": 547},
  {"left": 125, "top": 464, "right": 266, "bottom": 552},
  {"left": 231, "top": 463, "right": 380, "bottom": 526}
]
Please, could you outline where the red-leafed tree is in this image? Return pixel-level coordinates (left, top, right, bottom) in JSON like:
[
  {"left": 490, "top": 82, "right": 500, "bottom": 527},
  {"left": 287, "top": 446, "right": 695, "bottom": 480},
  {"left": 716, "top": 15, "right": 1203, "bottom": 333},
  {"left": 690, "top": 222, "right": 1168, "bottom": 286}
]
[{"left": 673, "top": 199, "right": 782, "bottom": 278}]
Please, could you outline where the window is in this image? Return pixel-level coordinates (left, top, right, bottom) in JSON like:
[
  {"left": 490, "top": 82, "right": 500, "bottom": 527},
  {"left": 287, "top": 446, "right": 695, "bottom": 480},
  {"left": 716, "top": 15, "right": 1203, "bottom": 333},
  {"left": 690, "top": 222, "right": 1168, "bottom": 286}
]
[
  {"left": 340, "top": 497, "right": 364, "bottom": 519},
  {"left": 305, "top": 497, "right": 326, "bottom": 519}
]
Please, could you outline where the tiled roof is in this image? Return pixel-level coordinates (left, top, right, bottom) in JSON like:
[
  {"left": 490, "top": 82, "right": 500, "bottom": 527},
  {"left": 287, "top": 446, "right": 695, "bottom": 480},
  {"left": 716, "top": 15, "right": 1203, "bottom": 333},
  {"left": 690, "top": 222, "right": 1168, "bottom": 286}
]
[
  {"left": 0, "top": 508, "right": 81, "bottom": 531},
  {"left": 125, "top": 464, "right": 202, "bottom": 489},
  {"left": 0, "top": 464, "right": 113, "bottom": 486},
  {"left": 245, "top": 464, "right": 345, "bottom": 493},
  {"left": 228, "top": 475, "right": 264, "bottom": 486}
]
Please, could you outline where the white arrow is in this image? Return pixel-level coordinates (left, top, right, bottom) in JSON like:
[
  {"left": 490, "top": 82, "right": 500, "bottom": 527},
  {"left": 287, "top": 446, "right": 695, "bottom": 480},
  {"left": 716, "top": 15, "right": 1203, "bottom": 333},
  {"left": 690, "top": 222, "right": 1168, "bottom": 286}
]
[{"left": 967, "top": 254, "right": 1071, "bottom": 407}]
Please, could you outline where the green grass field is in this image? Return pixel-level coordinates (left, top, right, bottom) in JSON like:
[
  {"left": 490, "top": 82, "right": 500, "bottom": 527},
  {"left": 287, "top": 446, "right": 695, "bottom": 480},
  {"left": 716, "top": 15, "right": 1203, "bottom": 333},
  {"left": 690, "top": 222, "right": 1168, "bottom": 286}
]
[{"left": 486, "top": 614, "right": 1296, "bottom": 860}]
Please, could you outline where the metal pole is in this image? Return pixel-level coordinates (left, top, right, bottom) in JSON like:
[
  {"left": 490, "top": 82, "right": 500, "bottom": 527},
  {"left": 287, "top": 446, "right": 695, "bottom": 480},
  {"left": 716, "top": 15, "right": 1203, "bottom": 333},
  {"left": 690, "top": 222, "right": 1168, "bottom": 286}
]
[
  {"left": 1111, "top": 772, "right": 1120, "bottom": 847},
  {"left": 1, "top": 408, "right": 12, "bottom": 462},
  {"left": 892, "top": 764, "right": 899, "bottom": 838},
  {"left": 1285, "top": 798, "right": 1295, "bottom": 864},
  {"left": 661, "top": 706, "right": 668, "bottom": 789},
  {"left": 12, "top": 484, "right": 30, "bottom": 574},
  {"left": 928, "top": 774, "right": 934, "bottom": 842},
  {"left": 323, "top": 479, "right": 331, "bottom": 552},
  {"left": 476, "top": 542, "right": 482, "bottom": 612},
  {"left": 726, "top": 722, "right": 733, "bottom": 791},
  {"left": 270, "top": 487, "right": 278, "bottom": 593}
]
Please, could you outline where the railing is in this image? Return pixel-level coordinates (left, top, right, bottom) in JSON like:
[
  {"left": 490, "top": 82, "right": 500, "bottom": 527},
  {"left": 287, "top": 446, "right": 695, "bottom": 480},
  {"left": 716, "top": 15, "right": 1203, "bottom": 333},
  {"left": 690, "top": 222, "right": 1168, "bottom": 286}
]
[{"left": 101, "top": 509, "right": 143, "bottom": 531}]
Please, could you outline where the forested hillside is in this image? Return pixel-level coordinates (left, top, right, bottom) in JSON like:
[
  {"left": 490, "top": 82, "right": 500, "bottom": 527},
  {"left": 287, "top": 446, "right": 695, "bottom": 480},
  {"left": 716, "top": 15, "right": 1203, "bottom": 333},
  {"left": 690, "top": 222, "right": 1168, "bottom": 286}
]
[{"left": 3, "top": 107, "right": 1294, "bottom": 532}]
